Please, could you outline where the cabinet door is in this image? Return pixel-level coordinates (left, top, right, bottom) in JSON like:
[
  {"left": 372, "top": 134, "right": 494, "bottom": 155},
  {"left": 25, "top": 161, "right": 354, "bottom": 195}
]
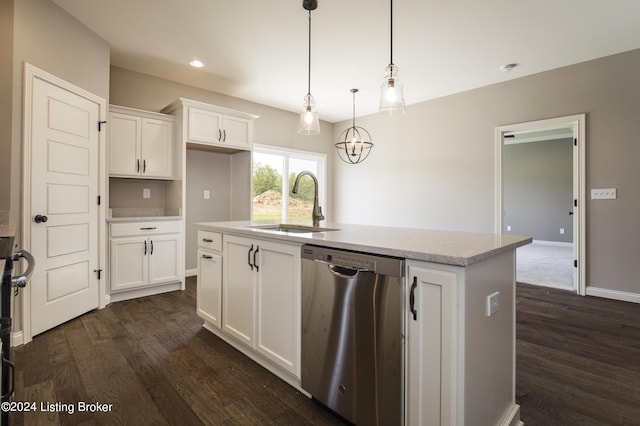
[
  {"left": 197, "top": 249, "right": 222, "bottom": 328},
  {"left": 406, "top": 265, "right": 457, "bottom": 426},
  {"left": 222, "top": 235, "right": 256, "bottom": 348},
  {"left": 140, "top": 118, "right": 173, "bottom": 178},
  {"left": 221, "top": 115, "right": 252, "bottom": 150},
  {"left": 255, "top": 241, "right": 300, "bottom": 376},
  {"left": 109, "top": 112, "right": 140, "bottom": 176},
  {"left": 147, "top": 234, "right": 180, "bottom": 285},
  {"left": 110, "top": 236, "right": 147, "bottom": 291},
  {"left": 188, "top": 107, "right": 222, "bottom": 145}
]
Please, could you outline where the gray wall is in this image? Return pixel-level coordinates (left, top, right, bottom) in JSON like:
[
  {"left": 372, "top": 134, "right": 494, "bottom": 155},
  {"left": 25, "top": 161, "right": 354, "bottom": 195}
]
[
  {"left": 503, "top": 138, "right": 573, "bottom": 242},
  {"left": 0, "top": 0, "right": 13, "bottom": 216},
  {"left": 333, "top": 49, "right": 640, "bottom": 295}
]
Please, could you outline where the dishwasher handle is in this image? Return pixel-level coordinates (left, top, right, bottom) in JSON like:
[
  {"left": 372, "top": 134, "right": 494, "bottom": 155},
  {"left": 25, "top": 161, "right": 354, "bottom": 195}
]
[{"left": 328, "top": 264, "right": 360, "bottom": 278}]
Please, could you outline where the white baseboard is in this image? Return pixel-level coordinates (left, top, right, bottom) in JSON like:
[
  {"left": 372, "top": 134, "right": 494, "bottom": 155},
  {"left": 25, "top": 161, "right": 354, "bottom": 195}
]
[
  {"left": 586, "top": 286, "right": 640, "bottom": 304},
  {"left": 185, "top": 268, "right": 197, "bottom": 277},
  {"left": 11, "top": 330, "right": 24, "bottom": 347},
  {"left": 109, "top": 281, "right": 182, "bottom": 303},
  {"left": 499, "top": 403, "right": 522, "bottom": 426},
  {"left": 532, "top": 240, "right": 573, "bottom": 248}
]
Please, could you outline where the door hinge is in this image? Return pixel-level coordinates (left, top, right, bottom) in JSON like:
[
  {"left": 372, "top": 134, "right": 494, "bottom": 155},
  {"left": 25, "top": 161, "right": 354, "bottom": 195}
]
[
  {"left": 93, "top": 269, "right": 103, "bottom": 279},
  {"left": 574, "top": 260, "right": 578, "bottom": 268},
  {"left": 97, "top": 195, "right": 101, "bottom": 205},
  {"left": 574, "top": 199, "right": 577, "bottom": 207},
  {"left": 98, "top": 120, "right": 107, "bottom": 132},
  {"left": 574, "top": 138, "right": 577, "bottom": 146}
]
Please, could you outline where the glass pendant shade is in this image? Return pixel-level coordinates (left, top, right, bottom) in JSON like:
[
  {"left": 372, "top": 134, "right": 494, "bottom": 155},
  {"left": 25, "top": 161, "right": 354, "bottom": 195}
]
[
  {"left": 298, "top": 94, "right": 320, "bottom": 135},
  {"left": 379, "top": 64, "right": 405, "bottom": 116},
  {"left": 335, "top": 89, "right": 373, "bottom": 164}
]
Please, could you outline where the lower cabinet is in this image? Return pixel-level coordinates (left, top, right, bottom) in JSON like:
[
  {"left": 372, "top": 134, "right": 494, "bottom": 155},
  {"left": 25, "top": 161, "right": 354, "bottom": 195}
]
[
  {"left": 197, "top": 249, "right": 222, "bottom": 328},
  {"left": 109, "top": 220, "right": 181, "bottom": 293},
  {"left": 222, "top": 234, "right": 301, "bottom": 377},
  {"left": 406, "top": 253, "right": 518, "bottom": 426},
  {"left": 406, "top": 263, "right": 458, "bottom": 426}
]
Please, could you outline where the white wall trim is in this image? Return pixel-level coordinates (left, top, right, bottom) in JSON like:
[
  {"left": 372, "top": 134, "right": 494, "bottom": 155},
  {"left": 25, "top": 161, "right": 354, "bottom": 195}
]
[
  {"left": 531, "top": 240, "right": 573, "bottom": 248},
  {"left": 586, "top": 286, "right": 640, "bottom": 304},
  {"left": 496, "top": 114, "right": 586, "bottom": 296},
  {"left": 11, "top": 331, "right": 24, "bottom": 348},
  {"left": 185, "top": 268, "right": 197, "bottom": 277}
]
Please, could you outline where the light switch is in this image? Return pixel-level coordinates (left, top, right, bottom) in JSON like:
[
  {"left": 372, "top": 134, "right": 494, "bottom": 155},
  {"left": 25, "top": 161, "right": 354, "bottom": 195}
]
[
  {"left": 591, "top": 188, "right": 616, "bottom": 199},
  {"left": 143, "top": 188, "right": 151, "bottom": 199},
  {"left": 204, "top": 190, "right": 210, "bottom": 200}
]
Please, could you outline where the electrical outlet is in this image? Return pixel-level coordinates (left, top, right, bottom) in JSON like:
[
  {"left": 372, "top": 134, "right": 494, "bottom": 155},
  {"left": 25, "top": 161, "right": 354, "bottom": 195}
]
[
  {"left": 560, "top": 228, "right": 565, "bottom": 235},
  {"left": 143, "top": 188, "right": 151, "bottom": 199},
  {"left": 591, "top": 188, "right": 617, "bottom": 199},
  {"left": 506, "top": 225, "right": 511, "bottom": 231},
  {"left": 204, "top": 190, "right": 210, "bottom": 200},
  {"left": 486, "top": 291, "right": 500, "bottom": 317}
]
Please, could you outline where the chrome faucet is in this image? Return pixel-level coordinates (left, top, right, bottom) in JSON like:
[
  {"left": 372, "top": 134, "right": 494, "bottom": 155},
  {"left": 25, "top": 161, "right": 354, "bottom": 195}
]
[{"left": 292, "top": 171, "right": 325, "bottom": 227}]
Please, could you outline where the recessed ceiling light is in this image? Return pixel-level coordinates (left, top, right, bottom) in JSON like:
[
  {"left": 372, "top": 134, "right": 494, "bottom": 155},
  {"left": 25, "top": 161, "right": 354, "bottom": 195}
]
[
  {"left": 189, "top": 59, "right": 204, "bottom": 68},
  {"left": 499, "top": 63, "right": 518, "bottom": 73}
]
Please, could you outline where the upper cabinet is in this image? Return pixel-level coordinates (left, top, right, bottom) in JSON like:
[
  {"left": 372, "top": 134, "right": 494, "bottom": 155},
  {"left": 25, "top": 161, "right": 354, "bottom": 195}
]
[
  {"left": 109, "top": 105, "right": 175, "bottom": 179},
  {"left": 163, "top": 98, "right": 258, "bottom": 152}
]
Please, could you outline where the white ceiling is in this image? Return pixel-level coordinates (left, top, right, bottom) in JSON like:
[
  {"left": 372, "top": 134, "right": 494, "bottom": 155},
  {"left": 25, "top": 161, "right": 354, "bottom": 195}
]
[{"left": 52, "top": 0, "right": 640, "bottom": 123}]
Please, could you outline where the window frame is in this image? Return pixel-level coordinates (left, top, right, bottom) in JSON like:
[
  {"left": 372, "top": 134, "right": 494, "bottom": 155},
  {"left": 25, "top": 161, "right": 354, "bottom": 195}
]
[{"left": 252, "top": 144, "right": 327, "bottom": 224}]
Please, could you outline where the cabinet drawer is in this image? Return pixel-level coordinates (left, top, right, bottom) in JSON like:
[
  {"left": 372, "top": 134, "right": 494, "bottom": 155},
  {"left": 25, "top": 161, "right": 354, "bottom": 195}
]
[
  {"left": 111, "top": 221, "right": 181, "bottom": 237},
  {"left": 197, "top": 230, "right": 222, "bottom": 251}
]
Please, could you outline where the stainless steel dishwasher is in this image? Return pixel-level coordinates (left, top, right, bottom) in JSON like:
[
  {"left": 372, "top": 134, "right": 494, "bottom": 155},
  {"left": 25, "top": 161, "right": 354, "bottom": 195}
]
[{"left": 301, "top": 244, "right": 404, "bottom": 425}]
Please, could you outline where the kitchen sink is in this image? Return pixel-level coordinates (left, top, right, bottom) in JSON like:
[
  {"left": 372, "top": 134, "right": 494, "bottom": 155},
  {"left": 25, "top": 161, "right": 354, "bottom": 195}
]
[{"left": 249, "top": 224, "right": 340, "bottom": 233}]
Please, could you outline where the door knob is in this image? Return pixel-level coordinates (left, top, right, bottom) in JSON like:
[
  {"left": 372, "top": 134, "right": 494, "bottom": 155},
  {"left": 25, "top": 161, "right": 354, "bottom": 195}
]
[{"left": 34, "top": 214, "right": 48, "bottom": 223}]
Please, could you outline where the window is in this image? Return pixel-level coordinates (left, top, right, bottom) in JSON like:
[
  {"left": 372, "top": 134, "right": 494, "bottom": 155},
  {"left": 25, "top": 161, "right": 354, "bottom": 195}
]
[{"left": 252, "top": 145, "right": 326, "bottom": 225}]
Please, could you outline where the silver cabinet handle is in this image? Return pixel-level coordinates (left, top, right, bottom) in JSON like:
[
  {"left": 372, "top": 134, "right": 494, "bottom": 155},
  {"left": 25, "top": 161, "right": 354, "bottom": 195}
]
[
  {"left": 202, "top": 238, "right": 213, "bottom": 243},
  {"left": 140, "top": 227, "right": 157, "bottom": 230},
  {"left": 202, "top": 254, "right": 213, "bottom": 259},
  {"left": 11, "top": 250, "right": 35, "bottom": 288}
]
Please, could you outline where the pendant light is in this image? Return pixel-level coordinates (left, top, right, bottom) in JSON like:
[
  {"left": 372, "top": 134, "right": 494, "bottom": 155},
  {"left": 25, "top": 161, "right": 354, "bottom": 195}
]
[
  {"left": 298, "top": 0, "right": 320, "bottom": 135},
  {"left": 335, "top": 89, "right": 373, "bottom": 164},
  {"left": 379, "top": 0, "right": 405, "bottom": 116}
]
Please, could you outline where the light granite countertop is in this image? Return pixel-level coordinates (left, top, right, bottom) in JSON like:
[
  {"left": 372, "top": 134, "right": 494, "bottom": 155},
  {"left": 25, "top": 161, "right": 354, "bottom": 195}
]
[
  {"left": 0, "top": 224, "right": 17, "bottom": 239},
  {"left": 195, "top": 221, "right": 532, "bottom": 267}
]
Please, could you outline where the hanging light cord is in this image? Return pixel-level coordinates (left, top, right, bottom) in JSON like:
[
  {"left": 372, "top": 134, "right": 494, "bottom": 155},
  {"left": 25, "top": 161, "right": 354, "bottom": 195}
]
[
  {"left": 389, "top": 0, "right": 394, "bottom": 67},
  {"left": 352, "top": 90, "right": 356, "bottom": 128},
  {"left": 307, "top": 10, "right": 312, "bottom": 97}
]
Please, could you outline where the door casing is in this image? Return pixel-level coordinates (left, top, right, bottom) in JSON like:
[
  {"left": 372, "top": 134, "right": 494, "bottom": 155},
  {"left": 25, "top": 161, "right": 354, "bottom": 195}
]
[{"left": 495, "top": 114, "right": 586, "bottom": 295}]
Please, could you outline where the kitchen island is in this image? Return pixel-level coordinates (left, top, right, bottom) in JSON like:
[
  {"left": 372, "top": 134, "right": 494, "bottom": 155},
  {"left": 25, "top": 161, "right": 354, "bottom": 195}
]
[{"left": 194, "top": 221, "right": 530, "bottom": 426}]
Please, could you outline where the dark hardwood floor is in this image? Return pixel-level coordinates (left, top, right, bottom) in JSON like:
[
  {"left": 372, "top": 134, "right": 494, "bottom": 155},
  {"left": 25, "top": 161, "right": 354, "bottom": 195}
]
[
  {"left": 9, "top": 279, "right": 640, "bottom": 425},
  {"left": 11, "top": 278, "right": 345, "bottom": 426},
  {"left": 516, "top": 283, "right": 640, "bottom": 425}
]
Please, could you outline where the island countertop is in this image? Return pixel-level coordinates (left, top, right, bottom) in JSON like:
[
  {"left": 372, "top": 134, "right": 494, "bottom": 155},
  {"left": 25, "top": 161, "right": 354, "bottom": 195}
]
[{"left": 195, "top": 221, "right": 531, "bottom": 267}]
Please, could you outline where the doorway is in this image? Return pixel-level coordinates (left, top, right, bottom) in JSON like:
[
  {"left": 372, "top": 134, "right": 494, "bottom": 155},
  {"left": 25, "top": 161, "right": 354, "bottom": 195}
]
[{"left": 495, "top": 115, "right": 585, "bottom": 295}]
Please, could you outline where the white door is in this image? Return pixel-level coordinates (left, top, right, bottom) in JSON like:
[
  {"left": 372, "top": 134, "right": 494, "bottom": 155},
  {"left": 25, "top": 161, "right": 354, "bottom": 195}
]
[
  {"left": 29, "top": 75, "right": 101, "bottom": 336},
  {"left": 109, "top": 237, "right": 147, "bottom": 291},
  {"left": 197, "top": 249, "right": 222, "bottom": 328},
  {"left": 147, "top": 234, "right": 180, "bottom": 285},
  {"left": 140, "top": 118, "right": 173, "bottom": 178}
]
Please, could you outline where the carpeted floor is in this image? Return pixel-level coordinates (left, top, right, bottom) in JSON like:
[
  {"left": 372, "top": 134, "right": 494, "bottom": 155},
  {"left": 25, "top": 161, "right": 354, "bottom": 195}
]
[{"left": 516, "top": 242, "right": 574, "bottom": 291}]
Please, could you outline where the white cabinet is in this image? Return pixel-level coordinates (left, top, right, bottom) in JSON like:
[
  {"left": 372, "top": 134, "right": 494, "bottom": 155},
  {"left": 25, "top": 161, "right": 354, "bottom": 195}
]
[
  {"left": 406, "top": 264, "right": 458, "bottom": 426},
  {"left": 163, "top": 98, "right": 258, "bottom": 152},
  {"left": 109, "top": 106, "right": 174, "bottom": 179},
  {"left": 197, "top": 230, "right": 223, "bottom": 328},
  {"left": 221, "top": 234, "right": 301, "bottom": 377},
  {"left": 109, "top": 220, "right": 181, "bottom": 293},
  {"left": 406, "top": 252, "right": 518, "bottom": 426}
]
